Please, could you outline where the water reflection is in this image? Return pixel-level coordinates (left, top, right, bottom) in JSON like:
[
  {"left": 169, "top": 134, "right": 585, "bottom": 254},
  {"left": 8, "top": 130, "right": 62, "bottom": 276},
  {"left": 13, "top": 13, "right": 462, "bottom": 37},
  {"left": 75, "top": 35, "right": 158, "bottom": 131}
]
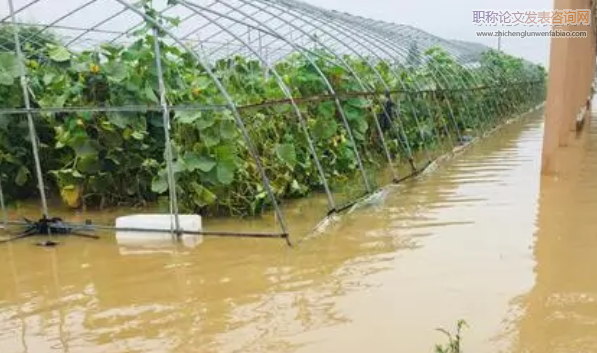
[
  {"left": 0, "top": 110, "right": 549, "bottom": 353},
  {"left": 0, "top": 212, "right": 406, "bottom": 353},
  {"left": 514, "top": 117, "right": 597, "bottom": 353}
]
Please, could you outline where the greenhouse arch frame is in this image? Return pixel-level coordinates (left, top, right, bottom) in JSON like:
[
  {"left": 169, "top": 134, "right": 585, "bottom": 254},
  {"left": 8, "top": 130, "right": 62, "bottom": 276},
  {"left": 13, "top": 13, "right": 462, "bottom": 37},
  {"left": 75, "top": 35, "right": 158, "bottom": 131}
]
[{"left": 0, "top": 0, "right": 546, "bottom": 245}]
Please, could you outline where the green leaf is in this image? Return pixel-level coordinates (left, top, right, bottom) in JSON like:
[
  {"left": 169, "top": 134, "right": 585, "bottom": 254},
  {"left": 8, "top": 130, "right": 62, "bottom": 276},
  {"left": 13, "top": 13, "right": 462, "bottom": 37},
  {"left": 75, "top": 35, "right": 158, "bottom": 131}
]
[
  {"left": 77, "top": 155, "right": 101, "bottom": 174},
  {"left": 54, "top": 168, "right": 84, "bottom": 179},
  {"left": 131, "top": 131, "right": 145, "bottom": 140},
  {"left": 290, "top": 179, "right": 307, "bottom": 195},
  {"left": 173, "top": 158, "right": 188, "bottom": 173},
  {"left": 144, "top": 83, "right": 159, "bottom": 103},
  {"left": 196, "top": 112, "right": 217, "bottom": 130},
  {"left": 202, "top": 167, "right": 219, "bottom": 185},
  {"left": 215, "top": 145, "right": 237, "bottom": 163},
  {"left": 190, "top": 182, "right": 217, "bottom": 206},
  {"left": 38, "top": 94, "right": 67, "bottom": 109},
  {"left": 56, "top": 94, "right": 67, "bottom": 108},
  {"left": 220, "top": 119, "right": 237, "bottom": 140},
  {"left": 327, "top": 65, "right": 345, "bottom": 76},
  {"left": 43, "top": 72, "right": 56, "bottom": 86},
  {"left": 73, "top": 140, "right": 99, "bottom": 158},
  {"left": 347, "top": 98, "right": 369, "bottom": 109},
  {"left": 275, "top": 143, "right": 297, "bottom": 168},
  {"left": 121, "top": 49, "right": 139, "bottom": 62},
  {"left": 151, "top": 170, "right": 169, "bottom": 193},
  {"left": 48, "top": 45, "right": 71, "bottom": 62},
  {"left": 313, "top": 118, "right": 337, "bottom": 141},
  {"left": 195, "top": 76, "right": 212, "bottom": 90},
  {"left": 201, "top": 127, "right": 220, "bottom": 148},
  {"left": 15, "top": 166, "right": 30, "bottom": 186},
  {"left": 142, "top": 158, "right": 159, "bottom": 170},
  {"left": 107, "top": 113, "right": 128, "bottom": 129},
  {"left": 0, "top": 52, "right": 20, "bottom": 86},
  {"left": 353, "top": 117, "right": 368, "bottom": 134},
  {"left": 317, "top": 101, "right": 335, "bottom": 117},
  {"left": 164, "top": 15, "right": 181, "bottom": 27},
  {"left": 73, "top": 62, "right": 90, "bottom": 73},
  {"left": 125, "top": 80, "right": 140, "bottom": 93},
  {"left": 176, "top": 111, "right": 201, "bottom": 124},
  {"left": 104, "top": 61, "right": 128, "bottom": 83},
  {"left": 0, "top": 115, "right": 9, "bottom": 130},
  {"left": 100, "top": 43, "right": 123, "bottom": 56},
  {"left": 216, "top": 160, "right": 236, "bottom": 185},
  {"left": 345, "top": 105, "right": 362, "bottom": 121},
  {"left": 88, "top": 174, "right": 110, "bottom": 193},
  {"left": 185, "top": 153, "right": 216, "bottom": 173}
]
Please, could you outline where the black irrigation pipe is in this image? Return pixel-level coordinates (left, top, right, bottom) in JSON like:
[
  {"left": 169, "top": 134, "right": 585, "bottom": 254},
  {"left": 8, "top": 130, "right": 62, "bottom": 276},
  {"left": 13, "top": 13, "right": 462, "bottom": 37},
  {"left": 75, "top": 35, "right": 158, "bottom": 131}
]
[
  {"left": 98, "top": 225, "right": 289, "bottom": 241},
  {"left": 242, "top": 81, "right": 542, "bottom": 111},
  {"left": 0, "top": 104, "right": 230, "bottom": 116},
  {"left": 326, "top": 190, "right": 371, "bottom": 216},
  {"left": 0, "top": 81, "right": 544, "bottom": 117},
  {"left": 0, "top": 220, "right": 290, "bottom": 242},
  {"left": 2, "top": 220, "right": 288, "bottom": 239},
  {"left": 394, "top": 160, "right": 434, "bottom": 184}
]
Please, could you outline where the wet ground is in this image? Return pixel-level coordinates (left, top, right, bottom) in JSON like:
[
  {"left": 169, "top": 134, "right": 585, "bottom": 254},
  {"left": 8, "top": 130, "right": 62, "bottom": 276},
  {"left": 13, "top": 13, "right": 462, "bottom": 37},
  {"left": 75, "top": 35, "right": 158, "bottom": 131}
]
[{"left": 1, "top": 108, "right": 596, "bottom": 353}]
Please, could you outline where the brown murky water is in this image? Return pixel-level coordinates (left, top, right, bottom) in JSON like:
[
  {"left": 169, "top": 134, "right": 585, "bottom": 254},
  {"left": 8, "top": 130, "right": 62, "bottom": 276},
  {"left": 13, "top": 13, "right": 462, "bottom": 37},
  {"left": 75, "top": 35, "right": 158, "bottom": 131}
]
[{"left": 1, "top": 109, "right": 595, "bottom": 353}]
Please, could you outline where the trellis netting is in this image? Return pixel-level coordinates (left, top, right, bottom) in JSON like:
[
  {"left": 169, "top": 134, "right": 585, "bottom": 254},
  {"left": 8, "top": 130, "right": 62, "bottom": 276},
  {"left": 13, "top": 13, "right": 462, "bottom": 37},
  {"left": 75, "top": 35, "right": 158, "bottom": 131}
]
[{"left": 0, "top": 0, "right": 547, "bottom": 245}]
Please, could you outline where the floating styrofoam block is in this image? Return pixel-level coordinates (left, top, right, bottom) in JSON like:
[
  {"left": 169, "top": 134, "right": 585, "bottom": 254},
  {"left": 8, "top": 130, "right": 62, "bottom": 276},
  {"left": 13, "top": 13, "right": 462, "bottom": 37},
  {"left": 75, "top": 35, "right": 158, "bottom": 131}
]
[
  {"left": 115, "top": 214, "right": 203, "bottom": 247},
  {"left": 117, "top": 235, "right": 203, "bottom": 256}
]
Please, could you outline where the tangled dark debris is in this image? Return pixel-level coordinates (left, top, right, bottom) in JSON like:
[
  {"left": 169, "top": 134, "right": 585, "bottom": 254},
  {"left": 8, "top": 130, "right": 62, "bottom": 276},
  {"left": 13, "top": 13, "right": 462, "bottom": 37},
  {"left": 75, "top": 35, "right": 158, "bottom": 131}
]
[{"left": 0, "top": 216, "right": 98, "bottom": 247}]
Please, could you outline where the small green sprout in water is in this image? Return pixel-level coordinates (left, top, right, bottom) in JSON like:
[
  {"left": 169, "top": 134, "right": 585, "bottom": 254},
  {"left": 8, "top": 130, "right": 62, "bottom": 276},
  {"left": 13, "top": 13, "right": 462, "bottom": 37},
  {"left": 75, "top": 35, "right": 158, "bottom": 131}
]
[{"left": 435, "top": 320, "right": 467, "bottom": 353}]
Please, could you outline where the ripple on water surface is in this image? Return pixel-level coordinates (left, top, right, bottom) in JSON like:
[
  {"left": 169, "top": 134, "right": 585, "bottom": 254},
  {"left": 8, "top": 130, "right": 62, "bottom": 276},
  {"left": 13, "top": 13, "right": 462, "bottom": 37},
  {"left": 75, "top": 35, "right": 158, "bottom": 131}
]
[{"left": 2, "top": 112, "right": 596, "bottom": 353}]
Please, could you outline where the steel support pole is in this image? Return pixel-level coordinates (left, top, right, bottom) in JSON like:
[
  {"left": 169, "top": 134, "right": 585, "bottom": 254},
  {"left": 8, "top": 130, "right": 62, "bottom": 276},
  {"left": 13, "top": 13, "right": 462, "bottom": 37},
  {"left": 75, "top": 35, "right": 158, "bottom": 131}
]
[
  {"left": 152, "top": 27, "right": 181, "bottom": 237},
  {"left": 8, "top": 0, "right": 49, "bottom": 217}
]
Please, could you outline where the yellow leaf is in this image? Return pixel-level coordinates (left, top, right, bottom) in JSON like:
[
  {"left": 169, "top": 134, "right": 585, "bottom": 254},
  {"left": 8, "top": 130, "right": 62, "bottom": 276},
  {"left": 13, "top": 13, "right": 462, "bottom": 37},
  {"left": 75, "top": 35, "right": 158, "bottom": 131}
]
[
  {"left": 60, "top": 185, "right": 82, "bottom": 209},
  {"left": 90, "top": 64, "right": 100, "bottom": 74}
]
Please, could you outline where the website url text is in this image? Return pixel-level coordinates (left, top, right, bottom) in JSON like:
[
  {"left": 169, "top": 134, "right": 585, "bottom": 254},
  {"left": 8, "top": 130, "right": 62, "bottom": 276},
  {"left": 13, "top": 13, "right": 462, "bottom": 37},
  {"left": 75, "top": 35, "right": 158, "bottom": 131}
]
[{"left": 476, "top": 29, "right": 588, "bottom": 38}]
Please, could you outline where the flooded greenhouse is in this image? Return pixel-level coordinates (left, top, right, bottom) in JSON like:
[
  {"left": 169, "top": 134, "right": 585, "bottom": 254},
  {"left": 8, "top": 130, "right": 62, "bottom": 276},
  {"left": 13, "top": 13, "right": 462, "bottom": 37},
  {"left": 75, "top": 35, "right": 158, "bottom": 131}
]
[
  {"left": 0, "top": 0, "right": 546, "bottom": 242},
  {"left": 0, "top": 0, "right": 561, "bottom": 353}
]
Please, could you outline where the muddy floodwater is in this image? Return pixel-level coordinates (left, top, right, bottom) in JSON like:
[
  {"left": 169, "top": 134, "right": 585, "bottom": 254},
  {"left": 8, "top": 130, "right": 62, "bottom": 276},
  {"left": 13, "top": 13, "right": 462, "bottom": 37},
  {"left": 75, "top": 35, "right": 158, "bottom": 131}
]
[{"left": 1, "top": 109, "right": 596, "bottom": 353}]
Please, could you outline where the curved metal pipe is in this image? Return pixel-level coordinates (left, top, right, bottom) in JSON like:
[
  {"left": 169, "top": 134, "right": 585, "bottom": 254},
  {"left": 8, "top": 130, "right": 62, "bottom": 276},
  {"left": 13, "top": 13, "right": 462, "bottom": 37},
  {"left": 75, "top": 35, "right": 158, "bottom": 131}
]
[
  {"left": 307, "top": 8, "right": 456, "bottom": 152},
  {"left": 177, "top": 1, "right": 337, "bottom": 211},
  {"left": 263, "top": 1, "right": 435, "bottom": 164},
  {"left": 113, "top": 0, "right": 290, "bottom": 236},
  {"left": 184, "top": 0, "right": 373, "bottom": 194},
  {"left": 229, "top": 0, "right": 401, "bottom": 180},
  {"left": 318, "top": 9, "right": 462, "bottom": 147},
  {"left": 192, "top": 2, "right": 421, "bottom": 171}
]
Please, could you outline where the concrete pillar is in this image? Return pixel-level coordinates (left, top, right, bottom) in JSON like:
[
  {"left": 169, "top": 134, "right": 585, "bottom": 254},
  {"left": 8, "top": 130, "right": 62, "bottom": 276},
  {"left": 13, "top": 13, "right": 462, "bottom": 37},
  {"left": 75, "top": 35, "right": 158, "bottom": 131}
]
[{"left": 541, "top": 0, "right": 596, "bottom": 175}]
